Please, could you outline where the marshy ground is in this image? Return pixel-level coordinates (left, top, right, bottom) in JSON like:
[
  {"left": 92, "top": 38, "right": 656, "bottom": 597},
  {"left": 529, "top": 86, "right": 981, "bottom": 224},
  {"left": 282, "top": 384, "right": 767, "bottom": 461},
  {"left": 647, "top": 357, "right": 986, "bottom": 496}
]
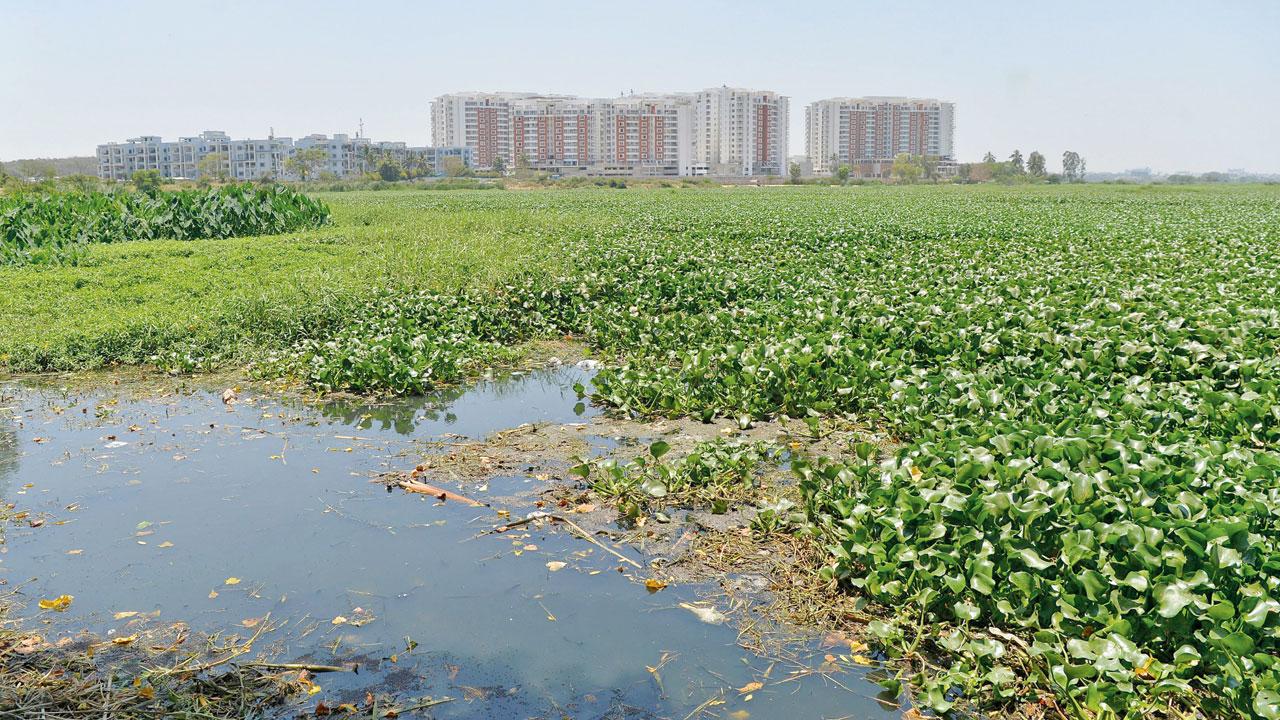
[
  {"left": 5, "top": 184, "right": 1279, "bottom": 718},
  {"left": 0, "top": 364, "right": 902, "bottom": 719}
]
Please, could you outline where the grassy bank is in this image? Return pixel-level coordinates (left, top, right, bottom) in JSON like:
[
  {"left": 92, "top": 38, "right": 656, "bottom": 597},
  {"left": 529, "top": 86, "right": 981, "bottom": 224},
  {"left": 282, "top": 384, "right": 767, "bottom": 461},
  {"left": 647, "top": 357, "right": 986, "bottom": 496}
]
[{"left": 0, "top": 191, "right": 586, "bottom": 371}]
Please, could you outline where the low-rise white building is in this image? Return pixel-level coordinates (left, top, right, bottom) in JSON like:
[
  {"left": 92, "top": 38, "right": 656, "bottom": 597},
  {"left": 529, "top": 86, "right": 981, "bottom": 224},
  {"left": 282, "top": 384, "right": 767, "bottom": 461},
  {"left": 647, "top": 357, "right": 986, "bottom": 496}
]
[
  {"left": 96, "top": 131, "right": 293, "bottom": 182},
  {"left": 97, "top": 132, "right": 471, "bottom": 181}
]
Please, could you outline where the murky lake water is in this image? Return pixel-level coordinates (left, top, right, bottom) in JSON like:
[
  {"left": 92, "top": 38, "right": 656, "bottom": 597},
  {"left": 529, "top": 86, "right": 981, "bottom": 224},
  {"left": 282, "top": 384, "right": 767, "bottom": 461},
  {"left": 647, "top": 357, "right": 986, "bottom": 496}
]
[{"left": 0, "top": 369, "right": 899, "bottom": 719}]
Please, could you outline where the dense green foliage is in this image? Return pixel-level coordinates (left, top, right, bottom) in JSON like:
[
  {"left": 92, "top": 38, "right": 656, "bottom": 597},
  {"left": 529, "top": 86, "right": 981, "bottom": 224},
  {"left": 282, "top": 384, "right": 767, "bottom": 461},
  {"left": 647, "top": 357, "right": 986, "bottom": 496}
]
[
  {"left": 575, "top": 188, "right": 1280, "bottom": 717},
  {"left": 5, "top": 185, "right": 1280, "bottom": 716},
  {"left": 0, "top": 184, "right": 330, "bottom": 265},
  {"left": 252, "top": 288, "right": 543, "bottom": 392}
]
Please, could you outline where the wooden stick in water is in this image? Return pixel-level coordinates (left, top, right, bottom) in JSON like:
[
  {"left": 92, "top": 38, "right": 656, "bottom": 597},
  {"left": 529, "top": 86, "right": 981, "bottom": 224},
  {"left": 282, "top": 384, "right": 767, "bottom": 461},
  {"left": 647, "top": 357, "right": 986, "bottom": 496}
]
[{"left": 397, "top": 480, "right": 487, "bottom": 507}]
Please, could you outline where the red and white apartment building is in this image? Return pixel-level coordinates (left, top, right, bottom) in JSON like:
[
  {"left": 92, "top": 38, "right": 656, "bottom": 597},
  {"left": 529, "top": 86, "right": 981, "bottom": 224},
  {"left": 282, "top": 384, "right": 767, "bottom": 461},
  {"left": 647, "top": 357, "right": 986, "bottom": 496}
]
[
  {"left": 430, "top": 87, "right": 788, "bottom": 177},
  {"left": 805, "top": 97, "right": 956, "bottom": 178}
]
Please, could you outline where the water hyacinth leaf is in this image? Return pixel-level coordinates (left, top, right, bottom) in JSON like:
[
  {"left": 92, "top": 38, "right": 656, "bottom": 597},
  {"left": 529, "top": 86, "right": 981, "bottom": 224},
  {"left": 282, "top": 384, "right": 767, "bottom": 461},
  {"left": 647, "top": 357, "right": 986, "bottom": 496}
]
[
  {"left": 1017, "top": 548, "right": 1053, "bottom": 571},
  {"left": 640, "top": 477, "right": 668, "bottom": 498},
  {"left": 1254, "top": 690, "right": 1280, "bottom": 720},
  {"left": 1218, "top": 632, "right": 1255, "bottom": 655},
  {"left": 1157, "top": 583, "right": 1199, "bottom": 618},
  {"left": 954, "top": 600, "right": 980, "bottom": 621}
]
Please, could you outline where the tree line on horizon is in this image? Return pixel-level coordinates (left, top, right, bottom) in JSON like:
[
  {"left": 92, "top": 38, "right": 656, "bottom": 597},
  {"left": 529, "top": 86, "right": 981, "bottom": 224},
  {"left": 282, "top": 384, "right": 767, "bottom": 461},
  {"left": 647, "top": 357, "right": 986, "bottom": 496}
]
[{"left": 959, "top": 149, "right": 1087, "bottom": 183}]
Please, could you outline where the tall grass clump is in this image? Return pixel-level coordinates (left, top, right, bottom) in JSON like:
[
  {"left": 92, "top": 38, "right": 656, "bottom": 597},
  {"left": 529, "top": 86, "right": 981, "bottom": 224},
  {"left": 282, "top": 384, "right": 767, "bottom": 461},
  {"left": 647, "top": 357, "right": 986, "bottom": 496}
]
[{"left": 0, "top": 184, "right": 330, "bottom": 265}]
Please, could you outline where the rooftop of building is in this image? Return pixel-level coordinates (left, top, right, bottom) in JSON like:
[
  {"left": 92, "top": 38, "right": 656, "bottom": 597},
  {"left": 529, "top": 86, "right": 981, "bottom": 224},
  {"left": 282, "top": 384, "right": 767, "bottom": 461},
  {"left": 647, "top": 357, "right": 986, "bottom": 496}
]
[
  {"left": 812, "top": 96, "right": 952, "bottom": 106},
  {"left": 434, "top": 87, "right": 787, "bottom": 104}
]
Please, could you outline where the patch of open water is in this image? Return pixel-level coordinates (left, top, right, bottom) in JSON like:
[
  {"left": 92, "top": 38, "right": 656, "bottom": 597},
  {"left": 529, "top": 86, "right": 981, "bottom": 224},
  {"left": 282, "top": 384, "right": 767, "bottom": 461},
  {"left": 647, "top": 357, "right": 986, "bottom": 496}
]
[{"left": 0, "top": 369, "right": 899, "bottom": 719}]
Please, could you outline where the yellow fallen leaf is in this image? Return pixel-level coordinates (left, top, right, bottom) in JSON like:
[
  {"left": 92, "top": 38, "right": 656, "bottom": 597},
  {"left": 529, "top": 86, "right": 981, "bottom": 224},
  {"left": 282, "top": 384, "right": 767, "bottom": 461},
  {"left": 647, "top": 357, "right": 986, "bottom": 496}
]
[
  {"left": 331, "top": 615, "right": 349, "bottom": 626},
  {"left": 546, "top": 561, "right": 567, "bottom": 572},
  {"left": 523, "top": 544, "right": 538, "bottom": 551},
  {"left": 737, "top": 681, "right": 763, "bottom": 694},
  {"left": 67, "top": 549, "right": 83, "bottom": 555},
  {"left": 111, "top": 634, "right": 139, "bottom": 646},
  {"left": 224, "top": 577, "right": 241, "bottom": 585},
  {"left": 38, "top": 595, "right": 74, "bottom": 612},
  {"left": 138, "top": 685, "right": 155, "bottom": 700},
  {"left": 644, "top": 578, "right": 668, "bottom": 592},
  {"left": 113, "top": 611, "right": 139, "bottom": 620},
  {"left": 496, "top": 509, "right": 510, "bottom": 518},
  {"left": 208, "top": 589, "right": 219, "bottom": 599},
  {"left": 851, "top": 655, "right": 875, "bottom": 666},
  {"left": 157, "top": 541, "right": 174, "bottom": 548},
  {"left": 730, "top": 711, "right": 751, "bottom": 720}
]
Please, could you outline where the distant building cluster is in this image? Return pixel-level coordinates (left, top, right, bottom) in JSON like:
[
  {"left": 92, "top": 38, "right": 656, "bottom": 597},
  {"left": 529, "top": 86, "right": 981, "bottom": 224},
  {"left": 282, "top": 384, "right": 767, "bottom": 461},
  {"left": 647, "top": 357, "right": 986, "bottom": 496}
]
[
  {"left": 95, "top": 131, "right": 471, "bottom": 181},
  {"left": 97, "top": 91, "right": 957, "bottom": 181},
  {"left": 806, "top": 97, "right": 956, "bottom": 177},
  {"left": 431, "top": 87, "right": 789, "bottom": 176}
]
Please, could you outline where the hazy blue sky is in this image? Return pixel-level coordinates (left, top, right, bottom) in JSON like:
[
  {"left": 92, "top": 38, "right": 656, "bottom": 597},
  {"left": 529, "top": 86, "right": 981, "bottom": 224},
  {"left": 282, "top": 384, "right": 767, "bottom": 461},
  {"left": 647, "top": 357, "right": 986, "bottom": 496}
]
[{"left": 3, "top": 0, "right": 1277, "bottom": 172}]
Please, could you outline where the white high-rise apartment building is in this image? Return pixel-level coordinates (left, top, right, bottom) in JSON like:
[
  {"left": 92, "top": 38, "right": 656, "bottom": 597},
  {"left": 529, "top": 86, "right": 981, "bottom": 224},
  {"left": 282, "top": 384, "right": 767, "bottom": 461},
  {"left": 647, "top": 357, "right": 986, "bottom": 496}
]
[
  {"left": 431, "top": 92, "right": 553, "bottom": 170},
  {"left": 431, "top": 87, "right": 787, "bottom": 176},
  {"left": 805, "top": 97, "right": 955, "bottom": 177},
  {"left": 691, "top": 87, "right": 788, "bottom": 176},
  {"left": 509, "top": 95, "right": 598, "bottom": 172},
  {"left": 600, "top": 94, "right": 694, "bottom": 176}
]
